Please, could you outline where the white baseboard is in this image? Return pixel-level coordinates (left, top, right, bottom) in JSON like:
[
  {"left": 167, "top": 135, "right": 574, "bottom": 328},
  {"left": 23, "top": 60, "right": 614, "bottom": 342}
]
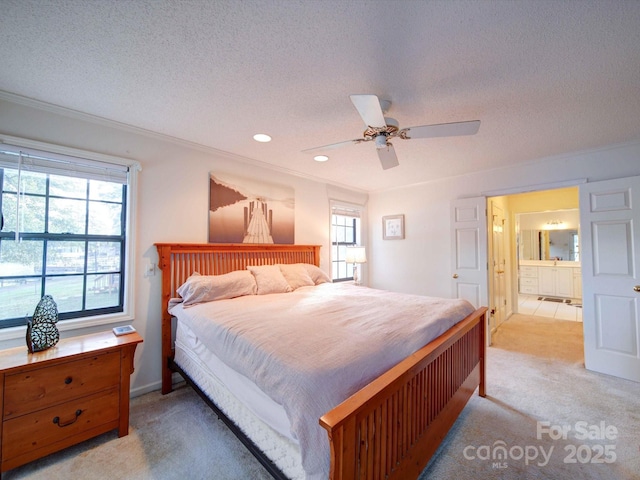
[
  {"left": 130, "top": 381, "right": 162, "bottom": 398},
  {"left": 130, "top": 371, "right": 185, "bottom": 398}
]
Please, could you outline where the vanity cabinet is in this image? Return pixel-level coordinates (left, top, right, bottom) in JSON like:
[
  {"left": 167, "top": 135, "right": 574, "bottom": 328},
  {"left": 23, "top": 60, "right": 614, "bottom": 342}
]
[
  {"left": 519, "top": 266, "right": 539, "bottom": 294},
  {"left": 573, "top": 268, "right": 582, "bottom": 299},
  {"left": 538, "top": 267, "right": 574, "bottom": 298},
  {"left": 519, "top": 263, "right": 581, "bottom": 299}
]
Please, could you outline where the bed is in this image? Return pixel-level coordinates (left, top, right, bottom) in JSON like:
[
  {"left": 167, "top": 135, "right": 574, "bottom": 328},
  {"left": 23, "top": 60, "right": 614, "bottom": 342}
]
[{"left": 155, "top": 243, "right": 487, "bottom": 480}]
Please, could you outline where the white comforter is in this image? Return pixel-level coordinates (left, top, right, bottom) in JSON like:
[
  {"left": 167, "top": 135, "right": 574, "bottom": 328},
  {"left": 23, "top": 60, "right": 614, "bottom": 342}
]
[{"left": 169, "top": 282, "right": 475, "bottom": 480}]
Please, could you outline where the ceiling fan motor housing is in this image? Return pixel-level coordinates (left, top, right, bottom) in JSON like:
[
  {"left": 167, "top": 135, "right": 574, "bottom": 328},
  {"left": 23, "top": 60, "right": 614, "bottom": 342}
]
[{"left": 365, "top": 117, "right": 399, "bottom": 148}]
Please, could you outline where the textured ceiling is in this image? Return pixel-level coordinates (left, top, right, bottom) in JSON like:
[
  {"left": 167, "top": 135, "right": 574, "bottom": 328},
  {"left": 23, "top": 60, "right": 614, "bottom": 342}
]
[{"left": 1, "top": 0, "right": 639, "bottom": 192}]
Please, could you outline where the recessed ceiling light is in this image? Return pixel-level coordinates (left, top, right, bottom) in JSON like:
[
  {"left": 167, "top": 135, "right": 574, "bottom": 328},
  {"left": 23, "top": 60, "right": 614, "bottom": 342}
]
[
  {"left": 314, "top": 155, "right": 329, "bottom": 162},
  {"left": 253, "top": 133, "right": 272, "bottom": 143}
]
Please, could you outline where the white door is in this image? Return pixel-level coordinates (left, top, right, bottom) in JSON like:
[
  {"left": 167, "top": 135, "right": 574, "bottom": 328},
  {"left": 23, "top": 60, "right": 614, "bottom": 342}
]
[
  {"left": 451, "top": 197, "right": 488, "bottom": 311},
  {"left": 580, "top": 175, "right": 640, "bottom": 382},
  {"left": 491, "top": 203, "right": 507, "bottom": 331}
]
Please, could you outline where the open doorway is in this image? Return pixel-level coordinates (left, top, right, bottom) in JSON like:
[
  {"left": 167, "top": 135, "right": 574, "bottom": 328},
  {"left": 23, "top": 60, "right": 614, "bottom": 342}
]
[
  {"left": 515, "top": 208, "right": 582, "bottom": 321},
  {"left": 487, "top": 186, "right": 583, "bottom": 350},
  {"left": 484, "top": 177, "right": 640, "bottom": 383}
]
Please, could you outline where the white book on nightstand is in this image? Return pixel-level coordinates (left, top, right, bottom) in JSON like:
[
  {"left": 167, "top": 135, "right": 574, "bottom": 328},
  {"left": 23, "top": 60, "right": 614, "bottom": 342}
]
[{"left": 113, "top": 325, "right": 137, "bottom": 336}]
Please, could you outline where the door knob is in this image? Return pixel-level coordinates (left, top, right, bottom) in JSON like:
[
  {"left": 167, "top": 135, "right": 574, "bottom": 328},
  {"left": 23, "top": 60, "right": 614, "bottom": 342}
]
[
  {"left": 452, "top": 274, "right": 459, "bottom": 279},
  {"left": 635, "top": 285, "right": 640, "bottom": 292}
]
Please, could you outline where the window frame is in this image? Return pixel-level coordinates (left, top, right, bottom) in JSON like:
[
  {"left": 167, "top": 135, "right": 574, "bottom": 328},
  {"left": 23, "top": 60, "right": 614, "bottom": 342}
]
[
  {"left": 330, "top": 201, "right": 365, "bottom": 282},
  {"left": 0, "top": 135, "right": 140, "bottom": 340}
]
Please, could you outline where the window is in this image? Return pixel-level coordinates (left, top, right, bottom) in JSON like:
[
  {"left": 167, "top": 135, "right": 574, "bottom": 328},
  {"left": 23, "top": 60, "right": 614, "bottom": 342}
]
[
  {"left": 331, "top": 203, "right": 363, "bottom": 281},
  {"left": 0, "top": 138, "right": 139, "bottom": 332}
]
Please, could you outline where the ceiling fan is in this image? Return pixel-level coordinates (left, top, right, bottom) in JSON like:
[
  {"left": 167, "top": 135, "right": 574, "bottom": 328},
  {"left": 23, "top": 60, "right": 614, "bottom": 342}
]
[{"left": 303, "top": 94, "right": 480, "bottom": 170}]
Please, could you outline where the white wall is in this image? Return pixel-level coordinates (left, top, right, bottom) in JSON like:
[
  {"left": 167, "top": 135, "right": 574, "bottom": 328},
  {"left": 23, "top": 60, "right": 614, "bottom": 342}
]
[
  {"left": 3, "top": 95, "right": 639, "bottom": 394},
  {"left": 0, "top": 97, "right": 367, "bottom": 395},
  {"left": 366, "top": 141, "right": 640, "bottom": 300}
]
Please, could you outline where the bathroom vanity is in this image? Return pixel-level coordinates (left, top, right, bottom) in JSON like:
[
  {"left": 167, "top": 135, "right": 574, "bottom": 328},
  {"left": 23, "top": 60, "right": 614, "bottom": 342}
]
[{"left": 519, "top": 260, "right": 581, "bottom": 299}]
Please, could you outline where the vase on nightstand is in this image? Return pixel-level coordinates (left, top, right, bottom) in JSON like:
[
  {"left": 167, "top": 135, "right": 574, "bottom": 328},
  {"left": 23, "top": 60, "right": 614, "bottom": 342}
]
[{"left": 26, "top": 295, "right": 60, "bottom": 353}]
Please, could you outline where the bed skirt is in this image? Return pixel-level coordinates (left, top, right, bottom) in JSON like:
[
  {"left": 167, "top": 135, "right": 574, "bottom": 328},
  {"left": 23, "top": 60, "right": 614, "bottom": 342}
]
[{"left": 174, "top": 342, "right": 305, "bottom": 480}]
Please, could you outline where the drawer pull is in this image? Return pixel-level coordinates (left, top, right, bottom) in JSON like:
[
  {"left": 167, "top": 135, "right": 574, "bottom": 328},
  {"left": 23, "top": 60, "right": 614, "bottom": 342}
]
[
  {"left": 64, "top": 376, "right": 73, "bottom": 384},
  {"left": 53, "top": 409, "right": 83, "bottom": 427}
]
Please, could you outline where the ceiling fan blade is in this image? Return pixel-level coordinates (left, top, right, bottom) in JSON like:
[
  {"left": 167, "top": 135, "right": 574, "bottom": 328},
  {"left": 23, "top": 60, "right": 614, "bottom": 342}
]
[
  {"left": 350, "top": 94, "right": 387, "bottom": 128},
  {"left": 404, "top": 120, "right": 480, "bottom": 139},
  {"left": 377, "top": 143, "right": 399, "bottom": 170},
  {"left": 302, "top": 138, "right": 363, "bottom": 154}
]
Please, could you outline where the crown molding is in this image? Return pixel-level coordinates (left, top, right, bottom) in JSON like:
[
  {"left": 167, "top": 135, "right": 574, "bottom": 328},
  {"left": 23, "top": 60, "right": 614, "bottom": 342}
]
[{"left": 0, "top": 90, "right": 368, "bottom": 194}]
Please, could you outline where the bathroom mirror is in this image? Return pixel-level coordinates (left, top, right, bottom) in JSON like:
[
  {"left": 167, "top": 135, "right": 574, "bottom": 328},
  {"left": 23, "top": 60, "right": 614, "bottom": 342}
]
[
  {"left": 517, "top": 209, "right": 580, "bottom": 262},
  {"left": 520, "top": 229, "right": 579, "bottom": 261}
]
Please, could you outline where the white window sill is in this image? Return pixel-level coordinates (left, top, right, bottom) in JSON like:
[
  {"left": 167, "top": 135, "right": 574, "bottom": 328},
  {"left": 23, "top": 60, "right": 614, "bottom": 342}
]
[{"left": 0, "top": 312, "right": 135, "bottom": 346}]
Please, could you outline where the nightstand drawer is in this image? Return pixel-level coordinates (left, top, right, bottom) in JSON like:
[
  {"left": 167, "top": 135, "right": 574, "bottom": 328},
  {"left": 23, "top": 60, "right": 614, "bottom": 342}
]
[
  {"left": 3, "top": 351, "right": 120, "bottom": 419},
  {"left": 1, "top": 387, "right": 120, "bottom": 463}
]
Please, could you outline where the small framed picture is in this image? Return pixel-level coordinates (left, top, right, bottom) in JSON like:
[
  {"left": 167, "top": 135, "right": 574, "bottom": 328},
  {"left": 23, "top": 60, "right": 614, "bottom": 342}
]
[{"left": 382, "top": 214, "right": 405, "bottom": 240}]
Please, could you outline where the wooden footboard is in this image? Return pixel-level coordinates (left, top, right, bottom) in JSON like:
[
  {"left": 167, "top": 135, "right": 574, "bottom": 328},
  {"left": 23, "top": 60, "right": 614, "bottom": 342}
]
[{"left": 320, "top": 307, "right": 487, "bottom": 480}]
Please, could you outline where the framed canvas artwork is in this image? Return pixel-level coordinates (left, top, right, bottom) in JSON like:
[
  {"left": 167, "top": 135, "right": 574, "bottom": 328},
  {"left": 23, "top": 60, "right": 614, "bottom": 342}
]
[{"left": 209, "top": 173, "right": 295, "bottom": 244}]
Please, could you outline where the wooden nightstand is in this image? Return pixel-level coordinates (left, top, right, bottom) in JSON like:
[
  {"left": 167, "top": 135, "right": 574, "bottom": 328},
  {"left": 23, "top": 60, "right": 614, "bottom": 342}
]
[{"left": 0, "top": 330, "right": 142, "bottom": 474}]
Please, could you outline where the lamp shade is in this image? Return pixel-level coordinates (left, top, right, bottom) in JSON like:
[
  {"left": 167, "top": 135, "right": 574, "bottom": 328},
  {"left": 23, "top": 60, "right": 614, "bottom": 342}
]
[{"left": 346, "top": 246, "right": 367, "bottom": 264}]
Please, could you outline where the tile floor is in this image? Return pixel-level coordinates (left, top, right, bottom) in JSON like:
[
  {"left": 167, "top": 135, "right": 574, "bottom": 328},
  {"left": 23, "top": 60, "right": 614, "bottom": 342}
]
[{"left": 517, "top": 294, "right": 583, "bottom": 321}]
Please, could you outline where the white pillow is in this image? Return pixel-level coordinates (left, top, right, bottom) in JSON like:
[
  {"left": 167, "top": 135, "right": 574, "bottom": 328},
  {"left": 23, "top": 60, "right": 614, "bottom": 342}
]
[
  {"left": 177, "top": 271, "right": 257, "bottom": 306},
  {"left": 278, "top": 263, "right": 315, "bottom": 290},
  {"left": 302, "top": 263, "right": 332, "bottom": 284},
  {"left": 247, "top": 265, "right": 293, "bottom": 295}
]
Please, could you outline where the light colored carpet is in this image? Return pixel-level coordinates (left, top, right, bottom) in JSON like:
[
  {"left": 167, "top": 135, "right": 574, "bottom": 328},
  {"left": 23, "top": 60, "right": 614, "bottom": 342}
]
[
  {"left": 5, "top": 314, "right": 640, "bottom": 479},
  {"left": 418, "top": 314, "right": 639, "bottom": 480},
  {"left": 4, "top": 385, "right": 272, "bottom": 480}
]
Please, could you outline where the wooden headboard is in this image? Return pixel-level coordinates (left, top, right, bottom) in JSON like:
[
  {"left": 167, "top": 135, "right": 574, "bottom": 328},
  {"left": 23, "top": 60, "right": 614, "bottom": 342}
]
[{"left": 154, "top": 243, "right": 322, "bottom": 393}]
